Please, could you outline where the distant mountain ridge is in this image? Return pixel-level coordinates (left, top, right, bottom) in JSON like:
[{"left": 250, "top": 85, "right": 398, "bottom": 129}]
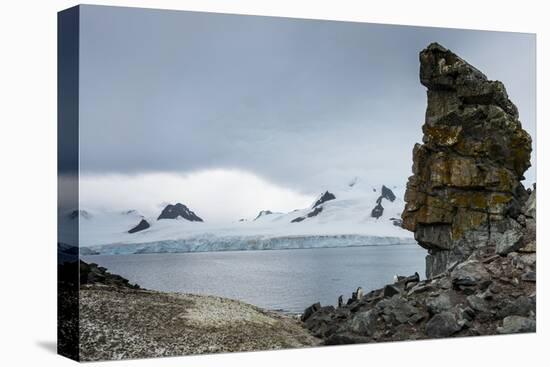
[{"left": 61, "top": 178, "right": 414, "bottom": 254}]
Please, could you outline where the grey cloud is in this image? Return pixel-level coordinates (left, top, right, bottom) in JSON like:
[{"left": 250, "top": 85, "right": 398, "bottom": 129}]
[{"left": 77, "top": 5, "right": 536, "bottom": 194}]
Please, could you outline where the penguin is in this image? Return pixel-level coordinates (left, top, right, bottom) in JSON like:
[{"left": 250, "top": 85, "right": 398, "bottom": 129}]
[
  {"left": 338, "top": 295, "right": 344, "bottom": 308},
  {"left": 405, "top": 272, "right": 420, "bottom": 288},
  {"left": 356, "top": 287, "right": 364, "bottom": 300},
  {"left": 393, "top": 274, "right": 406, "bottom": 283}
]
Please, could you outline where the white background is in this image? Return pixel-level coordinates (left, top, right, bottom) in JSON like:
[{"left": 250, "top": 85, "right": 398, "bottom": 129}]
[{"left": 0, "top": 0, "right": 547, "bottom": 365}]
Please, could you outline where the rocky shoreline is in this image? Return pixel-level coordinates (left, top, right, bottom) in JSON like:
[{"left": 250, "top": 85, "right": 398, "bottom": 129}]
[{"left": 301, "top": 237, "right": 535, "bottom": 344}]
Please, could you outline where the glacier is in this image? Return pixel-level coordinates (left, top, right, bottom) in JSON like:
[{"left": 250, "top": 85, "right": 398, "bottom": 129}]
[
  {"left": 64, "top": 179, "right": 417, "bottom": 255},
  {"left": 85, "top": 234, "right": 416, "bottom": 255}
]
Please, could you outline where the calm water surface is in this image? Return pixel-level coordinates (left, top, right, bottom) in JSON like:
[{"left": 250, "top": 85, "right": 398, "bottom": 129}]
[{"left": 83, "top": 245, "right": 426, "bottom": 313}]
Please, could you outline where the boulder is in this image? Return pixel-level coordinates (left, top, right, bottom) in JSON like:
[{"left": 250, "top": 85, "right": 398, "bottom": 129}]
[
  {"left": 301, "top": 302, "right": 321, "bottom": 322},
  {"left": 347, "top": 309, "right": 378, "bottom": 336},
  {"left": 425, "top": 311, "right": 461, "bottom": 338},
  {"left": 497, "top": 316, "right": 536, "bottom": 334},
  {"left": 378, "top": 296, "right": 424, "bottom": 324},
  {"left": 493, "top": 219, "right": 524, "bottom": 255},
  {"left": 496, "top": 296, "right": 535, "bottom": 318},
  {"left": 426, "top": 292, "right": 453, "bottom": 314},
  {"left": 383, "top": 284, "right": 401, "bottom": 298},
  {"left": 466, "top": 295, "right": 490, "bottom": 313},
  {"left": 304, "top": 306, "right": 337, "bottom": 337},
  {"left": 451, "top": 260, "right": 490, "bottom": 287}
]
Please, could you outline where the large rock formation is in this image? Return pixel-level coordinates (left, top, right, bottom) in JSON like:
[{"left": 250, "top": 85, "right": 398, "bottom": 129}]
[
  {"left": 300, "top": 43, "right": 535, "bottom": 345},
  {"left": 401, "top": 43, "right": 532, "bottom": 278}
]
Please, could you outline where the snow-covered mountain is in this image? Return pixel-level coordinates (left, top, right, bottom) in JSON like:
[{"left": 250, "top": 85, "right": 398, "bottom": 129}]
[
  {"left": 63, "top": 178, "right": 415, "bottom": 255},
  {"left": 157, "top": 203, "right": 203, "bottom": 221}
]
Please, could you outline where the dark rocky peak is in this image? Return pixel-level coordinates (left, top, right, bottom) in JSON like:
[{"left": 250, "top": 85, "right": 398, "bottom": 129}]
[
  {"left": 68, "top": 209, "right": 91, "bottom": 220},
  {"left": 291, "top": 206, "right": 324, "bottom": 223},
  {"left": 157, "top": 203, "right": 203, "bottom": 222},
  {"left": 128, "top": 219, "right": 151, "bottom": 233},
  {"left": 380, "top": 185, "right": 396, "bottom": 202},
  {"left": 254, "top": 210, "right": 274, "bottom": 221},
  {"left": 402, "top": 43, "right": 532, "bottom": 278},
  {"left": 419, "top": 43, "right": 519, "bottom": 119},
  {"left": 313, "top": 191, "right": 336, "bottom": 208}
]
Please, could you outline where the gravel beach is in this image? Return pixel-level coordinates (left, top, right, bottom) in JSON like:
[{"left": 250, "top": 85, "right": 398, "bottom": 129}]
[{"left": 79, "top": 285, "right": 320, "bottom": 361}]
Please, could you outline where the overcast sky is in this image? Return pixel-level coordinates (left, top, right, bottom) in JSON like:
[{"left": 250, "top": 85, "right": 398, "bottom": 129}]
[{"left": 76, "top": 5, "right": 536, "bottom": 223}]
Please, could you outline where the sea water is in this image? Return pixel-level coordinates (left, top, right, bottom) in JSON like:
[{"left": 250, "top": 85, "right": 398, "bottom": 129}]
[{"left": 82, "top": 245, "right": 426, "bottom": 313}]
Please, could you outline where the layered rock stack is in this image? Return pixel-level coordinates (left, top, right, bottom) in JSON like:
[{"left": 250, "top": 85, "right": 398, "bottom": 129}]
[
  {"left": 301, "top": 43, "right": 535, "bottom": 344},
  {"left": 401, "top": 43, "right": 532, "bottom": 278}
]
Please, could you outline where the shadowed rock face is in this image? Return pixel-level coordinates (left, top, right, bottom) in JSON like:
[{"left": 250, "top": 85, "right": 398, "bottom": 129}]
[
  {"left": 380, "top": 185, "right": 396, "bottom": 202},
  {"left": 128, "top": 219, "right": 150, "bottom": 233},
  {"left": 371, "top": 185, "right": 396, "bottom": 219},
  {"left": 401, "top": 43, "right": 532, "bottom": 278},
  {"left": 291, "top": 206, "right": 323, "bottom": 223},
  {"left": 313, "top": 191, "right": 336, "bottom": 208},
  {"left": 371, "top": 203, "right": 384, "bottom": 219}
]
